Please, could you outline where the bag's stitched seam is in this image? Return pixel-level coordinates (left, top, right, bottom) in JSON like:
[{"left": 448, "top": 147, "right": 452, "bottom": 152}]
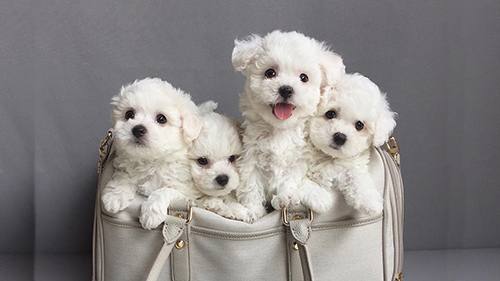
[
  {"left": 102, "top": 218, "right": 143, "bottom": 228},
  {"left": 101, "top": 215, "right": 382, "bottom": 233},
  {"left": 190, "top": 228, "right": 286, "bottom": 240},
  {"left": 312, "top": 216, "right": 382, "bottom": 231}
]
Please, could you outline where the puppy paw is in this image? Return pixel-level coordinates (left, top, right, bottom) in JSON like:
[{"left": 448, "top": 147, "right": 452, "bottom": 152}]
[
  {"left": 201, "top": 198, "right": 224, "bottom": 213},
  {"left": 140, "top": 199, "right": 168, "bottom": 230},
  {"left": 241, "top": 205, "right": 267, "bottom": 223},
  {"left": 302, "top": 189, "right": 333, "bottom": 213},
  {"left": 101, "top": 189, "right": 134, "bottom": 214},
  {"left": 355, "top": 189, "right": 383, "bottom": 215},
  {"left": 271, "top": 192, "right": 301, "bottom": 210},
  {"left": 228, "top": 206, "right": 251, "bottom": 221}
]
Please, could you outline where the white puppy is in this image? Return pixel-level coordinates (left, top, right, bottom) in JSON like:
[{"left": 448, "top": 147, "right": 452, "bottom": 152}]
[
  {"left": 100, "top": 78, "right": 203, "bottom": 230},
  {"left": 232, "top": 30, "right": 346, "bottom": 222},
  {"left": 189, "top": 101, "right": 248, "bottom": 220},
  {"left": 308, "top": 73, "right": 397, "bottom": 215}
]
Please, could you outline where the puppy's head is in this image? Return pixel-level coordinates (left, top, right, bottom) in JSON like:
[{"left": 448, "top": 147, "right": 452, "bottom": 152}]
[
  {"left": 189, "top": 101, "right": 242, "bottom": 197},
  {"left": 232, "top": 30, "right": 345, "bottom": 128},
  {"left": 309, "top": 73, "right": 396, "bottom": 159},
  {"left": 111, "top": 78, "right": 202, "bottom": 159}
]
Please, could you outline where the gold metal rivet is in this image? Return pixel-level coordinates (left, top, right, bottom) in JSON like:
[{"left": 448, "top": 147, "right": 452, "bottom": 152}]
[
  {"left": 175, "top": 240, "right": 185, "bottom": 249},
  {"left": 395, "top": 272, "right": 404, "bottom": 281},
  {"left": 292, "top": 242, "right": 299, "bottom": 250},
  {"left": 174, "top": 213, "right": 184, "bottom": 219},
  {"left": 291, "top": 215, "right": 302, "bottom": 221}
]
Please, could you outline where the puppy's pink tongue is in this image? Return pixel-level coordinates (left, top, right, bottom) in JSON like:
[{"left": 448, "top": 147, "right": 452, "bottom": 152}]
[{"left": 273, "top": 103, "right": 293, "bottom": 120}]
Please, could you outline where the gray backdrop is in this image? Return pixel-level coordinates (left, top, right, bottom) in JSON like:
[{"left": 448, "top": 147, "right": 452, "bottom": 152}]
[{"left": 1, "top": 0, "right": 499, "bottom": 275}]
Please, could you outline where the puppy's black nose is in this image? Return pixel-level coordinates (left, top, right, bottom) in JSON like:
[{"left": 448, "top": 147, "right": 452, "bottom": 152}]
[
  {"left": 279, "top": 85, "right": 293, "bottom": 99},
  {"left": 132, "top": 125, "right": 147, "bottom": 138},
  {"left": 333, "top": 132, "right": 347, "bottom": 146},
  {"left": 215, "top": 174, "right": 229, "bottom": 186}
]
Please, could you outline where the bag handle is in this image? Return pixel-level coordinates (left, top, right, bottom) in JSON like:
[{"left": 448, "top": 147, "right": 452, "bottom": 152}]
[
  {"left": 146, "top": 202, "right": 192, "bottom": 281},
  {"left": 283, "top": 205, "right": 315, "bottom": 281}
]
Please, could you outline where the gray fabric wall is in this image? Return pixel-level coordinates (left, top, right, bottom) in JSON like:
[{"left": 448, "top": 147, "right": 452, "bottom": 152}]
[{"left": 1, "top": 0, "right": 499, "bottom": 257}]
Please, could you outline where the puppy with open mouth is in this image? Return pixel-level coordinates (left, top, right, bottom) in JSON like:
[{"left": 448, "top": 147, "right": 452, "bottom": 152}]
[
  {"left": 308, "top": 73, "right": 397, "bottom": 215},
  {"left": 232, "top": 30, "right": 346, "bottom": 222}
]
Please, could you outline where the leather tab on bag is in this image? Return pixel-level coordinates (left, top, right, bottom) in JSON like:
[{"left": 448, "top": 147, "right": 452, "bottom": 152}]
[
  {"left": 162, "top": 216, "right": 187, "bottom": 244},
  {"left": 163, "top": 200, "right": 190, "bottom": 244},
  {"left": 289, "top": 219, "right": 312, "bottom": 245},
  {"left": 286, "top": 205, "right": 312, "bottom": 245}
]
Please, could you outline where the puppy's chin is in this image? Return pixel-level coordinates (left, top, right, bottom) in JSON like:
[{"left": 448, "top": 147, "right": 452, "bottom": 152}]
[
  {"left": 319, "top": 142, "right": 368, "bottom": 159},
  {"left": 116, "top": 139, "right": 167, "bottom": 160},
  {"left": 197, "top": 186, "right": 233, "bottom": 197}
]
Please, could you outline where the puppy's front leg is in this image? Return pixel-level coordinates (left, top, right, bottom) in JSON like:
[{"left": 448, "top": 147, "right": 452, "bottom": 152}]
[
  {"left": 140, "top": 187, "right": 187, "bottom": 230},
  {"left": 101, "top": 172, "right": 136, "bottom": 214},
  {"left": 198, "top": 196, "right": 249, "bottom": 221},
  {"left": 297, "top": 178, "right": 334, "bottom": 213},
  {"left": 237, "top": 168, "right": 267, "bottom": 223},
  {"left": 270, "top": 169, "right": 303, "bottom": 210},
  {"left": 338, "top": 170, "right": 383, "bottom": 215}
]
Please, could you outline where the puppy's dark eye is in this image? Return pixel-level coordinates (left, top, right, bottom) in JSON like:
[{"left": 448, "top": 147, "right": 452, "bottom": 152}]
[
  {"left": 125, "top": 110, "right": 135, "bottom": 120},
  {"left": 300, "top": 73, "right": 309, "bottom": 83},
  {"left": 228, "top": 155, "right": 235, "bottom": 163},
  {"left": 197, "top": 157, "right": 208, "bottom": 166},
  {"left": 264, "top": 69, "right": 276, "bottom": 78},
  {"left": 156, "top": 114, "right": 167, "bottom": 124},
  {"left": 355, "top": 121, "right": 364, "bottom": 131},
  {"left": 325, "top": 110, "right": 336, "bottom": 119}
]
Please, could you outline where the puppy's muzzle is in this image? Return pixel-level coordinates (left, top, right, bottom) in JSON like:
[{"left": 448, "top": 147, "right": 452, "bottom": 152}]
[
  {"left": 215, "top": 174, "right": 229, "bottom": 188},
  {"left": 279, "top": 85, "right": 293, "bottom": 99},
  {"left": 132, "top": 125, "right": 147, "bottom": 139},
  {"left": 333, "top": 132, "right": 347, "bottom": 146}
]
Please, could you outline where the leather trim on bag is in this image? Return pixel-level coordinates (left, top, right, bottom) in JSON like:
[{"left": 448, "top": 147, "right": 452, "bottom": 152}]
[{"left": 101, "top": 213, "right": 382, "bottom": 238}]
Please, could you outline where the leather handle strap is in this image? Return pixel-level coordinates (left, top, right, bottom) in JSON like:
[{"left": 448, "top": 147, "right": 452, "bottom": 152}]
[
  {"left": 297, "top": 244, "right": 314, "bottom": 281},
  {"left": 284, "top": 205, "right": 315, "bottom": 281},
  {"left": 146, "top": 201, "right": 191, "bottom": 281},
  {"left": 147, "top": 239, "right": 180, "bottom": 281}
]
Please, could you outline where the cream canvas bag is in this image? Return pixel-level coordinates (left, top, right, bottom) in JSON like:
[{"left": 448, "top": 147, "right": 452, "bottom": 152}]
[{"left": 93, "top": 130, "right": 404, "bottom": 281}]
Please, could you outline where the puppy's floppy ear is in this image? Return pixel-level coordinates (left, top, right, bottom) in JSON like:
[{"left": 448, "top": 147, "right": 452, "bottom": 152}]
[
  {"left": 198, "top": 100, "right": 218, "bottom": 115},
  {"left": 232, "top": 34, "right": 263, "bottom": 72},
  {"left": 109, "top": 85, "right": 128, "bottom": 125},
  {"left": 181, "top": 110, "right": 203, "bottom": 144},
  {"left": 319, "top": 50, "right": 346, "bottom": 89},
  {"left": 179, "top": 95, "right": 203, "bottom": 143},
  {"left": 110, "top": 96, "right": 119, "bottom": 125},
  {"left": 373, "top": 97, "right": 397, "bottom": 147}
]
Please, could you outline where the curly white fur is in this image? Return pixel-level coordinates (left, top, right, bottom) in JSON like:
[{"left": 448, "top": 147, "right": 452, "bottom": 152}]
[
  {"left": 189, "top": 102, "right": 249, "bottom": 220},
  {"left": 308, "top": 73, "right": 397, "bottom": 215},
  {"left": 232, "top": 30, "right": 346, "bottom": 222},
  {"left": 100, "top": 78, "right": 204, "bottom": 230}
]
